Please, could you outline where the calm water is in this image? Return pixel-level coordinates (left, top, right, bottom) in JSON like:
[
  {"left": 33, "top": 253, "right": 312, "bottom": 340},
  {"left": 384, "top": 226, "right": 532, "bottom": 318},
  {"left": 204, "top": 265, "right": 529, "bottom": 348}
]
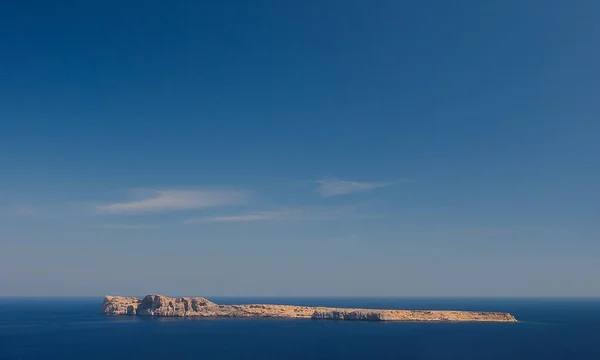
[{"left": 1, "top": 297, "right": 599, "bottom": 359}]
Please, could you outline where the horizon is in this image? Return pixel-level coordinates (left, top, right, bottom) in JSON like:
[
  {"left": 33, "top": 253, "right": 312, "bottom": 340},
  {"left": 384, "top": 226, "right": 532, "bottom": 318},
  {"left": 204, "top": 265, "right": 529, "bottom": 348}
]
[
  {"left": 3, "top": 295, "right": 600, "bottom": 300},
  {"left": 1, "top": 0, "right": 599, "bottom": 297}
]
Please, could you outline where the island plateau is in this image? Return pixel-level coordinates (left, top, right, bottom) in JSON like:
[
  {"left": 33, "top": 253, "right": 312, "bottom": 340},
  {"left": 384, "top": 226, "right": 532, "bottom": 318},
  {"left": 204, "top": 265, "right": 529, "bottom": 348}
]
[{"left": 102, "top": 295, "right": 518, "bottom": 322}]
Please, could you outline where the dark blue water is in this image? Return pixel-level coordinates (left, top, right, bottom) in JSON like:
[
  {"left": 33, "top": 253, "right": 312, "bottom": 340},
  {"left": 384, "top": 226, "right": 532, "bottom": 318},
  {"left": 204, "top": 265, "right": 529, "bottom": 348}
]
[{"left": 1, "top": 297, "right": 599, "bottom": 359}]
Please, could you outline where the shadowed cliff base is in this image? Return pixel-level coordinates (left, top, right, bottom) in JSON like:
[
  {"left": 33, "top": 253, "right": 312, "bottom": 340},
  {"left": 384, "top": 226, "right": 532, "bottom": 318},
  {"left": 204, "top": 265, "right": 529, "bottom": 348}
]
[{"left": 102, "top": 295, "right": 518, "bottom": 322}]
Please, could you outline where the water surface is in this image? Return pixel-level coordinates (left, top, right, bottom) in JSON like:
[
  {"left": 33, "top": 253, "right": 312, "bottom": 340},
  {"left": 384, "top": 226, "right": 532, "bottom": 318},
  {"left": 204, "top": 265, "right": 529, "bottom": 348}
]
[{"left": 1, "top": 297, "right": 599, "bottom": 359}]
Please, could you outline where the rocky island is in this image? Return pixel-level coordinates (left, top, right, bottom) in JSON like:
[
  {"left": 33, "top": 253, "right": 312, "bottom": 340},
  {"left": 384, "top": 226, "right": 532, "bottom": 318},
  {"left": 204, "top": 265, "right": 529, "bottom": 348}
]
[{"left": 102, "top": 295, "right": 518, "bottom": 322}]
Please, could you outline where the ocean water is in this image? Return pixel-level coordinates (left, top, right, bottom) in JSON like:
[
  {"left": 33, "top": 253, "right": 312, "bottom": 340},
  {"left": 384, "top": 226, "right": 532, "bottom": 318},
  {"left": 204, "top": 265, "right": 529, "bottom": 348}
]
[{"left": 1, "top": 297, "right": 599, "bottom": 359}]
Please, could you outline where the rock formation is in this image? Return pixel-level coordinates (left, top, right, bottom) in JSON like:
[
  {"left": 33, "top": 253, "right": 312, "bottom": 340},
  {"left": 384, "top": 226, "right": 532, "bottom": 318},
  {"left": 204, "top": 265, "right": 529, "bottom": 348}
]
[{"left": 102, "top": 295, "right": 518, "bottom": 322}]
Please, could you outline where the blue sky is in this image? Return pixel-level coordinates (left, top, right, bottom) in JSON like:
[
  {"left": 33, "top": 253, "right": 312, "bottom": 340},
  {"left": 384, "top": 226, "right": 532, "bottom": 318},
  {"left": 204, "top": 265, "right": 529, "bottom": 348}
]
[{"left": 1, "top": 1, "right": 599, "bottom": 297}]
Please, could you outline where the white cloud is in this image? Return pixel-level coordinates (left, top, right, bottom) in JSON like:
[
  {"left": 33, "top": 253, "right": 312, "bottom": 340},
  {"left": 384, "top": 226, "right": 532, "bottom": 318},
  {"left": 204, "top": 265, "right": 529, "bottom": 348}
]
[
  {"left": 314, "top": 178, "right": 391, "bottom": 197},
  {"left": 184, "top": 210, "right": 295, "bottom": 223},
  {"left": 13, "top": 204, "right": 37, "bottom": 216},
  {"left": 96, "top": 189, "right": 249, "bottom": 214},
  {"left": 99, "top": 224, "right": 157, "bottom": 229},
  {"left": 184, "top": 206, "right": 372, "bottom": 224}
]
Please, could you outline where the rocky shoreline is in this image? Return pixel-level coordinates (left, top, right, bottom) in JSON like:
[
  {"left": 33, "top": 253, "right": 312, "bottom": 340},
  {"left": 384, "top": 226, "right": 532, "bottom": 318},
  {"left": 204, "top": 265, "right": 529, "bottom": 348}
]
[{"left": 102, "top": 295, "right": 518, "bottom": 322}]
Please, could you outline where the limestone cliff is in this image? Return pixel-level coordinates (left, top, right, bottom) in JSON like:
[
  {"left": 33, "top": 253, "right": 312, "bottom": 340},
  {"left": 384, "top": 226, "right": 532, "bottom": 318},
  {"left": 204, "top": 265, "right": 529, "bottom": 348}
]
[{"left": 102, "top": 295, "right": 518, "bottom": 322}]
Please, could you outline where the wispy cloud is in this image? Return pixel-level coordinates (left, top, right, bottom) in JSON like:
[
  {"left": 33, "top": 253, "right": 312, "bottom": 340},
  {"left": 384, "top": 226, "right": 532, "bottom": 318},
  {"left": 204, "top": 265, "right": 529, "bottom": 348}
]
[
  {"left": 12, "top": 204, "right": 37, "bottom": 216},
  {"left": 314, "top": 178, "right": 391, "bottom": 198},
  {"left": 185, "top": 210, "right": 295, "bottom": 224},
  {"left": 185, "top": 206, "right": 374, "bottom": 224},
  {"left": 96, "top": 189, "right": 249, "bottom": 214},
  {"left": 98, "top": 223, "right": 158, "bottom": 229}
]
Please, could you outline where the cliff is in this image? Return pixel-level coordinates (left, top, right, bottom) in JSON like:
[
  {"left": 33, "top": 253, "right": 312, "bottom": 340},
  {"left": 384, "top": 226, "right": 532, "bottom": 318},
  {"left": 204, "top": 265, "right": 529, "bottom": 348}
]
[{"left": 102, "top": 295, "right": 518, "bottom": 322}]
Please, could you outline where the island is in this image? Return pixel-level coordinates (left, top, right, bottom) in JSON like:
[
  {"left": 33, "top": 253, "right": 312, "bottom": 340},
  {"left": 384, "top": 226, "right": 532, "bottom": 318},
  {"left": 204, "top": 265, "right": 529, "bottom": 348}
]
[{"left": 102, "top": 295, "right": 517, "bottom": 322}]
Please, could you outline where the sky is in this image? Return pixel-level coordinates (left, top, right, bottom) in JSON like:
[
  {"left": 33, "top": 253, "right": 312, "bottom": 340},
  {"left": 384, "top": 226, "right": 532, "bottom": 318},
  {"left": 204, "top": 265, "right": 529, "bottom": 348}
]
[{"left": 0, "top": 0, "right": 599, "bottom": 297}]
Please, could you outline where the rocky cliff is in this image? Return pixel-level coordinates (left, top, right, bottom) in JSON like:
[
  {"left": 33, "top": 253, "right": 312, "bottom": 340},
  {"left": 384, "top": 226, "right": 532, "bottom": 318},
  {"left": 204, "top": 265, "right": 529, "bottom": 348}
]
[{"left": 102, "top": 295, "right": 518, "bottom": 322}]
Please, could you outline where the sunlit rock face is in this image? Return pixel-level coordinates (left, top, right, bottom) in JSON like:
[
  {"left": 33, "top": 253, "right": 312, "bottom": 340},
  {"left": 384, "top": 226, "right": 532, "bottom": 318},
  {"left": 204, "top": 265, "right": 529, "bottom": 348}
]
[{"left": 102, "top": 294, "right": 518, "bottom": 323}]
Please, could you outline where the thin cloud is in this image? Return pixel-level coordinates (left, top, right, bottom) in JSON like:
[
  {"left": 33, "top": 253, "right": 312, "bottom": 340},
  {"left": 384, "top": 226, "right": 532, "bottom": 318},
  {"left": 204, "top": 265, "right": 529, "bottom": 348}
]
[
  {"left": 99, "top": 223, "right": 158, "bottom": 229},
  {"left": 185, "top": 207, "right": 373, "bottom": 224},
  {"left": 185, "top": 210, "right": 295, "bottom": 224},
  {"left": 13, "top": 204, "right": 37, "bottom": 216},
  {"left": 314, "top": 178, "right": 391, "bottom": 198},
  {"left": 96, "top": 189, "right": 249, "bottom": 214}
]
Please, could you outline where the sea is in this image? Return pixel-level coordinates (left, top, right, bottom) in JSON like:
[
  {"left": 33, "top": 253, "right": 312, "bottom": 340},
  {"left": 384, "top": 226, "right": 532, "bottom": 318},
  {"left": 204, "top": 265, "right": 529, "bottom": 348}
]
[{"left": 1, "top": 297, "right": 599, "bottom": 359}]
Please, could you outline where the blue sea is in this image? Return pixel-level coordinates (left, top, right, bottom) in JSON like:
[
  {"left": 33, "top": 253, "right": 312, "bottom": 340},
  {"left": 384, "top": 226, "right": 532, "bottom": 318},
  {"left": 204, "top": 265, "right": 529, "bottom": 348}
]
[{"left": 1, "top": 297, "right": 599, "bottom": 359}]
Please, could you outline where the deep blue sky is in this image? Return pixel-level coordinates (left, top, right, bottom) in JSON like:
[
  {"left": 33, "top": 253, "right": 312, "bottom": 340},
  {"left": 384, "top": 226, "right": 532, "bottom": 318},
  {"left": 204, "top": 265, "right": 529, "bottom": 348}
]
[{"left": 1, "top": 1, "right": 599, "bottom": 296}]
